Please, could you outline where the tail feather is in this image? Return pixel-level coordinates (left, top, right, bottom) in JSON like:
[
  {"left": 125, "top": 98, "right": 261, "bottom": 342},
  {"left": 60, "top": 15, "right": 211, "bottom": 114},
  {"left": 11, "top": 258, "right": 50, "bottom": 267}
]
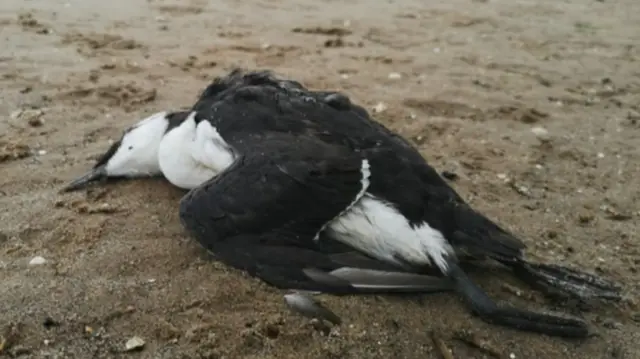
[
  {"left": 450, "top": 205, "right": 526, "bottom": 261},
  {"left": 450, "top": 211, "right": 623, "bottom": 301}
]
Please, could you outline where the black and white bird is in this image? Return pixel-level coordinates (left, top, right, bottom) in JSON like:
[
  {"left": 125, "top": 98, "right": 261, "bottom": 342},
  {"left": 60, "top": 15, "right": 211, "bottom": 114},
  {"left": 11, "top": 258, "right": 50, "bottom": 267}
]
[{"left": 63, "top": 69, "right": 621, "bottom": 338}]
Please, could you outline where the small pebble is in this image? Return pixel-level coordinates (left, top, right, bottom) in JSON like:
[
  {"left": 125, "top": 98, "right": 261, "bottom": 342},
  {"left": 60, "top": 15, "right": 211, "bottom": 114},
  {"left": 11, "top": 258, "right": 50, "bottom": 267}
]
[
  {"left": 388, "top": 72, "right": 402, "bottom": 80},
  {"left": 578, "top": 212, "right": 594, "bottom": 224},
  {"left": 597, "top": 152, "right": 605, "bottom": 158},
  {"left": 37, "top": 150, "right": 47, "bottom": 155},
  {"left": 531, "top": 126, "right": 549, "bottom": 141},
  {"left": 441, "top": 171, "right": 458, "bottom": 181},
  {"left": 602, "top": 318, "right": 621, "bottom": 329},
  {"left": 510, "top": 353, "right": 516, "bottom": 359},
  {"left": 125, "top": 336, "right": 145, "bottom": 351},
  {"left": 373, "top": 102, "right": 387, "bottom": 113},
  {"left": 264, "top": 323, "right": 280, "bottom": 338},
  {"left": 513, "top": 184, "right": 531, "bottom": 197},
  {"left": 29, "top": 256, "right": 46, "bottom": 266},
  {"left": 29, "top": 117, "right": 44, "bottom": 127},
  {"left": 11, "top": 108, "right": 43, "bottom": 122},
  {"left": 43, "top": 316, "right": 59, "bottom": 329}
]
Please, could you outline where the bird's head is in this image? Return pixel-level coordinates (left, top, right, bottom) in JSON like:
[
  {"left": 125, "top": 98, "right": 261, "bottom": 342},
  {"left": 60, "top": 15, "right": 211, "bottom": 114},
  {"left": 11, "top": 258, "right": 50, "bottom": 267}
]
[{"left": 62, "top": 110, "right": 191, "bottom": 192}]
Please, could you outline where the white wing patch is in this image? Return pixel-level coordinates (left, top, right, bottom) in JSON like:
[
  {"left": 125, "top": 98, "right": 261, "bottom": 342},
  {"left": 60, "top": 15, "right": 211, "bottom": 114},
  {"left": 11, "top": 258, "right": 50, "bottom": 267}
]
[{"left": 326, "top": 195, "right": 454, "bottom": 272}]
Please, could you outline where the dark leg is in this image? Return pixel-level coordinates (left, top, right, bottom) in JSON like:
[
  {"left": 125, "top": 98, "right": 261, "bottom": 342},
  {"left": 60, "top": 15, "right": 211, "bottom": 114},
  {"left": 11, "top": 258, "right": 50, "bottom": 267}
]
[{"left": 446, "top": 261, "right": 590, "bottom": 338}]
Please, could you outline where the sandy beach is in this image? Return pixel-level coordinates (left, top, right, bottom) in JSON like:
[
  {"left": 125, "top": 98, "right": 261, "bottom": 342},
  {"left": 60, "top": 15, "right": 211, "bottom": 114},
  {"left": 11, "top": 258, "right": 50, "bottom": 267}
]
[{"left": 1, "top": 0, "right": 639, "bottom": 358}]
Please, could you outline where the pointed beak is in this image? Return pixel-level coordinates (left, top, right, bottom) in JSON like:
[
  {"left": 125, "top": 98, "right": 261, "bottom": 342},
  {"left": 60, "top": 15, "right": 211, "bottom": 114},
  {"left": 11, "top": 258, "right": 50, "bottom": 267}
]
[{"left": 61, "top": 165, "right": 108, "bottom": 192}]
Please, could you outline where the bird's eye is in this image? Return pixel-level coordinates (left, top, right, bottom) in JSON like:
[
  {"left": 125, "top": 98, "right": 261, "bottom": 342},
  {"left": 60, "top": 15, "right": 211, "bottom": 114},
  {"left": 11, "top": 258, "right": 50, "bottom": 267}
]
[{"left": 128, "top": 146, "right": 133, "bottom": 150}]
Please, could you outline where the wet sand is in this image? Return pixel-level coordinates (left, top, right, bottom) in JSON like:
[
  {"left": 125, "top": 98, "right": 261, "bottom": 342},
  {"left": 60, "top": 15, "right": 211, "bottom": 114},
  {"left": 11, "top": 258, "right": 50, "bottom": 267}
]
[{"left": 1, "top": 0, "right": 639, "bottom": 358}]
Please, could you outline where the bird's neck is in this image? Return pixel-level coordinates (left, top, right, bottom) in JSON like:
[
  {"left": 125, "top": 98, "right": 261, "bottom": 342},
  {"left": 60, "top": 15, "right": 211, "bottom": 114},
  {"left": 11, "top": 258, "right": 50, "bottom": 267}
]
[{"left": 157, "top": 121, "right": 235, "bottom": 190}]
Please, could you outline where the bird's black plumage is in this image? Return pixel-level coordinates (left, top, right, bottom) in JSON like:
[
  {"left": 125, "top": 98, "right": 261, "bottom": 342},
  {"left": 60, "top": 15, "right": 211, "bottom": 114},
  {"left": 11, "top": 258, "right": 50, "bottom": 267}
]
[
  {"left": 187, "top": 71, "right": 621, "bottom": 293},
  {"left": 179, "top": 132, "right": 453, "bottom": 294},
  {"left": 180, "top": 137, "right": 378, "bottom": 292},
  {"left": 175, "top": 69, "right": 622, "bottom": 338},
  {"left": 188, "top": 70, "right": 525, "bottom": 264}
]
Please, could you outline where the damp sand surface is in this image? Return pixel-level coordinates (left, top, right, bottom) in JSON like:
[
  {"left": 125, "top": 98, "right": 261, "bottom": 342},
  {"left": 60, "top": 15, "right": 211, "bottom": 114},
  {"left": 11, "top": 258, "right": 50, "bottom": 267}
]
[{"left": 1, "top": 0, "right": 639, "bottom": 358}]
